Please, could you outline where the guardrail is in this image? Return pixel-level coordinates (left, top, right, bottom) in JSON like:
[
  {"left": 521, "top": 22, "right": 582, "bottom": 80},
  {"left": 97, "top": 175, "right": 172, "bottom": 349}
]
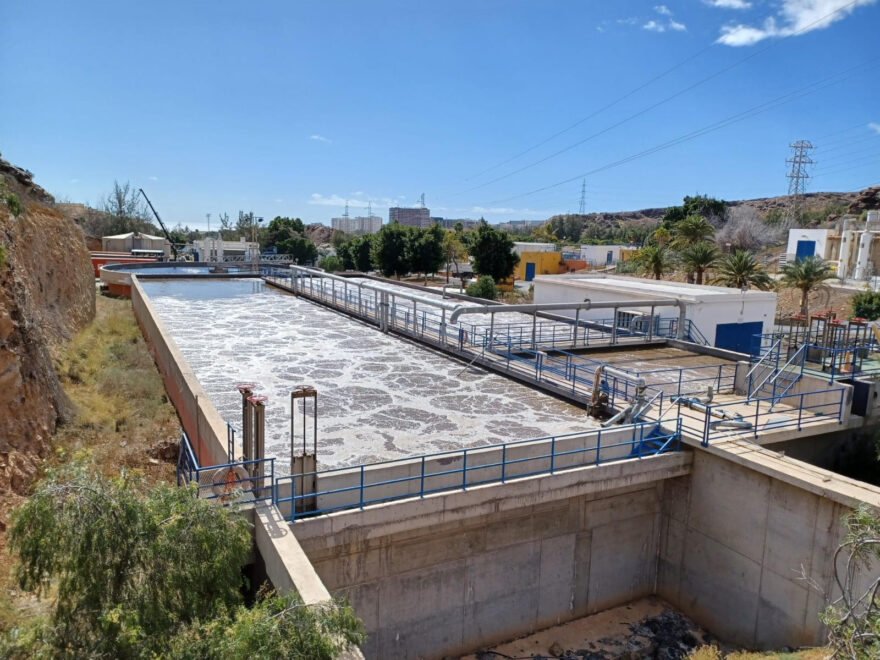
[
  {"left": 674, "top": 387, "right": 846, "bottom": 447},
  {"left": 177, "top": 432, "right": 275, "bottom": 505},
  {"left": 274, "top": 419, "right": 683, "bottom": 522}
]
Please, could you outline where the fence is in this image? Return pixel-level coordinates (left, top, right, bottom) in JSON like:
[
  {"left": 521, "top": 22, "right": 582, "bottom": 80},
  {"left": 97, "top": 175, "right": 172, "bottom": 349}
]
[
  {"left": 274, "top": 419, "right": 682, "bottom": 522},
  {"left": 177, "top": 432, "right": 275, "bottom": 505}
]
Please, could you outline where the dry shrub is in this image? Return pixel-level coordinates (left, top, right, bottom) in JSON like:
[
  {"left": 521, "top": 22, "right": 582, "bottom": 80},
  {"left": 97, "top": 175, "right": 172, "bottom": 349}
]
[{"left": 718, "top": 207, "right": 784, "bottom": 251}]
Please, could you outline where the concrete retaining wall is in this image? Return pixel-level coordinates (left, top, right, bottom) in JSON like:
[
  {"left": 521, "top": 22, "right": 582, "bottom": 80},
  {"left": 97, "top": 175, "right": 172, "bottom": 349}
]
[
  {"left": 293, "top": 452, "right": 693, "bottom": 660},
  {"left": 131, "top": 276, "right": 229, "bottom": 466},
  {"left": 657, "top": 447, "right": 880, "bottom": 649}
]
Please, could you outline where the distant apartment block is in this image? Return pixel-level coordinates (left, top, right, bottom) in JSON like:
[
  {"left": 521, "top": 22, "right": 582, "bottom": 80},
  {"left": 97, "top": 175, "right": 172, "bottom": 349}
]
[
  {"left": 432, "top": 217, "right": 481, "bottom": 230},
  {"left": 498, "top": 219, "right": 546, "bottom": 232},
  {"left": 331, "top": 215, "right": 383, "bottom": 235},
  {"left": 389, "top": 206, "right": 432, "bottom": 228}
]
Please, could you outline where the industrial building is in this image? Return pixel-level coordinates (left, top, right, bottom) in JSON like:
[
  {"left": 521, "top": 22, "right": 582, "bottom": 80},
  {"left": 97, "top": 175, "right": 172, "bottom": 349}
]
[
  {"left": 101, "top": 231, "right": 170, "bottom": 257},
  {"left": 192, "top": 237, "right": 260, "bottom": 261},
  {"left": 533, "top": 273, "right": 777, "bottom": 353},
  {"left": 389, "top": 206, "right": 432, "bottom": 228},
  {"left": 578, "top": 244, "right": 637, "bottom": 268},
  {"left": 331, "top": 215, "right": 382, "bottom": 235},
  {"left": 784, "top": 209, "right": 880, "bottom": 279}
]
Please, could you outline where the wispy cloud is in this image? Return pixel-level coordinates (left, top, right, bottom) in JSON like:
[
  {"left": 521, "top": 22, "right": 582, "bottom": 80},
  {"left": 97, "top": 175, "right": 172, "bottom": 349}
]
[
  {"left": 643, "top": 5, "right": 686, "bottom": 32},
  {"left": 469, "top": 205, "right": 551, "bottom": 217},
  {"left": 704, "top": 0, "right": 752, "bottom": 8},
  {"left": 309, "top": 134, "right": 332, "bottom": 143},
  {"left": 869, "top": 122, "right": 880, "bottom": 135},
  {"left": 308, "top": 193, "right": 403, "bottom": 209},
  {"left": 718, "top": 0, "right": 876, "bottom": 47},
  {"left": 148, "top": 175, "right": 158, "bottom": 181}
]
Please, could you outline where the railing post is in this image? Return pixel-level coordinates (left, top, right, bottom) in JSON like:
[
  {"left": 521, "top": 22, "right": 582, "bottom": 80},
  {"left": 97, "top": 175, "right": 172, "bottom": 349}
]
[
  {"left": 550, "top": 436, "right": 556, "bottom": 473},
  {"left": 754, "top": 399, "right": 760, "bottom": 439},
  {"left": 798, "top": 392, "right": 804, "bottom": 430},
  {"left": 359, "top": 465, "right": 365, "bottom": 510},
  {"left": 596, "top": 428, "right": 602, "bottom": 465},
  {"left": 462, "top": 450, "right": 468, "bottom": 490},
  {"left": 703, "top": 405, "right": 711, "bottom": 447},
  {"left": 420, "top": 455, "right": 426, "bottom": 497},
  {"left": 501, "top": 444, "right": 507, "bottom": 483}
]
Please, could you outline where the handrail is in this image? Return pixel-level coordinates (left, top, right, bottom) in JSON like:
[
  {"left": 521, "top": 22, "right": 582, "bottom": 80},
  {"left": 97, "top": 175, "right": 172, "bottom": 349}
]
[
  {"left": 746, "top": 337, "right": 781, "bottom": 379},
  {"left": 770, "top": 343, "right": 807, "bottom": 384}
]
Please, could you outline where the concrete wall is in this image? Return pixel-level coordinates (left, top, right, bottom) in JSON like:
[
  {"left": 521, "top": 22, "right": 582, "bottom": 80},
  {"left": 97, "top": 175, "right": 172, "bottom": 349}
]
[
  {"left": 131, "top": 276, "right": 229, "bottom": 466},
  {"left": 657, "top": 447, "right": 880, "bottom": 649},
  {"left": 293, "top": 452, "right": 692, "bottom": 660},
  {"left": 786, "top": 228, "right": 831, "bottom": 260}
]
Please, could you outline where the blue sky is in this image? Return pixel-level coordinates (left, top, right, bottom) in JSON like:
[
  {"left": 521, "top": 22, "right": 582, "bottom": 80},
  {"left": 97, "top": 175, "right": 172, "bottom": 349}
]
[{"left": 2, "top": 0, "right": 879, "bottom": 228}]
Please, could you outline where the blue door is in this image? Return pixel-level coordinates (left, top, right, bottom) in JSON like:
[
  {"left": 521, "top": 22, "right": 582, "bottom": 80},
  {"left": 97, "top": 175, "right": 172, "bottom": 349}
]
[
  {"left": 606, "top": 250, "right": 613, "bottom": 265},
  {"left": 525, "top": 262, "right": 536, "bottom": 281},
  {"left": 795, "top": 240, "right": 815, "bottom": 261},
  {"left": 714, "top": 321, "right": 764, "bottom": 355}
]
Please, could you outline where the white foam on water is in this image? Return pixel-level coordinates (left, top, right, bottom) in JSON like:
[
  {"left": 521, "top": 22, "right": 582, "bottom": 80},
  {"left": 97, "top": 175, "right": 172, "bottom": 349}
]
[{"left": 141, "top": 278, "right": 598, "bottom": 472}]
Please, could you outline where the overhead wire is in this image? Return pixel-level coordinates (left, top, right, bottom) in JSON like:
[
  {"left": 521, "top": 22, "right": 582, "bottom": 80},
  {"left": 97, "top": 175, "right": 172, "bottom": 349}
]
[
  {"left": 477, "top": 57, "right": 880, "bottom": 207},
  {"left": 450, "top": 0, "right": 868, "bottom": 197}
]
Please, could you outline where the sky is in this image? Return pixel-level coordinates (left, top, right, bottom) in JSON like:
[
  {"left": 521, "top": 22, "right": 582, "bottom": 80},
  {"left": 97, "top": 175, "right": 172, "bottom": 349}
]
[{"left": 2, "top": 0, "right": 879, "bottom": 229}]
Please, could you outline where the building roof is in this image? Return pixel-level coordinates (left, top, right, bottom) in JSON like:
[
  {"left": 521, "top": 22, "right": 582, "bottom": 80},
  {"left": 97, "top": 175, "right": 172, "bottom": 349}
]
[
  {"left": 533, "top": 273, "right": 777, "bottom": 303},
  {"left": 102, "top": 231, "right": 166, "bottom": 241}
]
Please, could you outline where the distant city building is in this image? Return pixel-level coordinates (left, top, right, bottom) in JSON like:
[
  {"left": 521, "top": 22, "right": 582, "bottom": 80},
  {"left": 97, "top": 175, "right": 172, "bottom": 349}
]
[
  {"left": 331, "top": 215, "right": 383, "bottom": 235},
  {"left": 432, "top": 217, "right": 481, "bottom": 230},
  {"left": 389, "top": 206, "right": 431, "bottom": 229},
  {"left": 192, "top": 237, "right": 260, "bottom": 261},
  {"left": 498, "top": 219, "right": 546, "bottom": 233}
]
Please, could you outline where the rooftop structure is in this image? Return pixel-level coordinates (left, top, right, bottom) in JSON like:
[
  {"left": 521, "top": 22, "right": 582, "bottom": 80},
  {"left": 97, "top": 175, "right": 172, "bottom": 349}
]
[
  {"left": 101, "top": 231, "right": 170, "bottom": 257},
  {"left": 512, "top": 241, "right": 556, "bottom": 256},
  {"left": 192, "top": 237, "right": 260, "bottom": 262}
]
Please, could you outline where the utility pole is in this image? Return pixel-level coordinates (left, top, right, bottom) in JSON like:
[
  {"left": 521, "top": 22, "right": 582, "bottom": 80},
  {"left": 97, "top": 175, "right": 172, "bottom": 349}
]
[
  {"left": 578, "top": 179, "right": 586, "bottom": 215},
  {"left": 786, "top": 140, "right": 814, "bottom": 224}
]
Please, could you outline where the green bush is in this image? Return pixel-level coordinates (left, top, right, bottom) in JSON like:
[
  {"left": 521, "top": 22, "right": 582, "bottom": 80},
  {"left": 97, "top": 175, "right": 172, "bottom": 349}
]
[
  {"left": 318, "top": 255, "right": 343, "bottom": 272},
  {"left": 851, "top": 291, "right": 880, "bottom": 320},
  {"left": 466, "top": 275, "right": 497, "bottom": 300},
  {"left": 4, "top": 193, "right": 22, "bottom": 217}
]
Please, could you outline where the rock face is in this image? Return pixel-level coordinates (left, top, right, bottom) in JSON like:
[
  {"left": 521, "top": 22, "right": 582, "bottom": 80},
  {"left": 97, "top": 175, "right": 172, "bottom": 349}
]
[
  {"left": 0, "top": 156, "right": 95, "bottom": 492},
  {"left": 848, "top": 186, "right": 880, "bottom": 214}
]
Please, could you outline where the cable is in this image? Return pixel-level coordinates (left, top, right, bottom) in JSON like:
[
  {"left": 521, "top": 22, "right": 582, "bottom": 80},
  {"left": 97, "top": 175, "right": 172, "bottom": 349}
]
[
  {"left": 452, "top": 0, "right": 868, "bottom": 197},
  {"left": 477, "top": 58, "right": 879, "bottom": 207}
]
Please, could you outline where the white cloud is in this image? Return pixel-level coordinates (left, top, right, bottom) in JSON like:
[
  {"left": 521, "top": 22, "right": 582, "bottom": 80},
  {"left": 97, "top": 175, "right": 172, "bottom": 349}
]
[
  {"left": 643, "top": 20, "right": 665, "bottom": 31},
  {"left": 704, "top": 0, "right": 752, "bottom": 8},
  {"left": 617, "top": 17, "right": 639, "bottom": 25},
  {"left": 309, "top": 134, "right": 332, "bottom": 143},
  {"left": 655, "top": 4, "right": 673, "bottom": 15},
  {"left": 644, "top": 18, "right": 687, "bottom": 32},
  {"left": 669, "top": 20, "right": 687, "bottom": 30},
  {"left": 869, "top": 122, "right": 880, "bottom": 135},
  {"left": 718, "top": 0, "right": 876, "bottom": 47},
  {"left": 148, "top": 175, "right": 158, "bottom": 181}
]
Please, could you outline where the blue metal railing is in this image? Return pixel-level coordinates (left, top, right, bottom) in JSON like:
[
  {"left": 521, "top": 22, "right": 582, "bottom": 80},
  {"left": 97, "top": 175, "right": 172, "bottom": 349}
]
[
  {"left": 274, "top": 419, "right": 683, "bottom": 522},
  {"left": 177, "top": 432, "right": 275, "bottom": 505}
]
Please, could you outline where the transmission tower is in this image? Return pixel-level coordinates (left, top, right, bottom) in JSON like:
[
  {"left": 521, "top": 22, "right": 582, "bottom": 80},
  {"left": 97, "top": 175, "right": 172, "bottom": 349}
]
[
  {"left": 343, "top": 200, "right": 350, "bottom": 218},
  {"left": 786, "top": 140, "right": 814, "bottom": 222},
  {"left": 418, "top": 193, "right": 426, "bottom": 208},
  {"left": 367, "top": 201, "right": 372, "bottom": 218},
  {"left": 578, "top": 179, "right": 586, "bottom": 215}
]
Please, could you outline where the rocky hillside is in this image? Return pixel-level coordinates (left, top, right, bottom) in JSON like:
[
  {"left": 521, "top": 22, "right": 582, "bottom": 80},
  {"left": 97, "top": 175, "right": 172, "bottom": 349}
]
[{"left": 0, "top": 156, "right": 95, "bottom": 493}]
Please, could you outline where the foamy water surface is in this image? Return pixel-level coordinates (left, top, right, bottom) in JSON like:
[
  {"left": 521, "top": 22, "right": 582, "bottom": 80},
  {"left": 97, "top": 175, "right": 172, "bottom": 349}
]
[{"left": 141, "top": 278, "right": 596, "bottom": 472}]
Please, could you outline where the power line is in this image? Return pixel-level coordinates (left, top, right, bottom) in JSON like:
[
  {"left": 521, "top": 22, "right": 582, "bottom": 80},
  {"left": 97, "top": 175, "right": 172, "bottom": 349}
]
[
  {"left": 475, "top": 58, "right": 879, "bottom": 207},
  {"left": 451, "top": 0, "right": 867, "bottom": 198}
]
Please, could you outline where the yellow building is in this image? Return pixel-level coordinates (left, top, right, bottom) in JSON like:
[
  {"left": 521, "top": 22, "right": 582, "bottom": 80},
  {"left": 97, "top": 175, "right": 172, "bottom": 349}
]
[{"left": 514, "top": 251, "right": 564, "bottom": 282}]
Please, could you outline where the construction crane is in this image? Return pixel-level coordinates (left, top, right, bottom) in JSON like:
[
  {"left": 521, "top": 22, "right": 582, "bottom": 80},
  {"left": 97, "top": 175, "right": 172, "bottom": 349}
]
[{"left": 138, "top": 188, "right": 179, "bottom": 259}]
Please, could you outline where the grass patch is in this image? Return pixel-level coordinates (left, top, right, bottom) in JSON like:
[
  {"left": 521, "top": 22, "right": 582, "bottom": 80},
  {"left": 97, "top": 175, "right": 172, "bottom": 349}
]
[{"left": 691, "top": 646, "right": 829, "bottom": 659}]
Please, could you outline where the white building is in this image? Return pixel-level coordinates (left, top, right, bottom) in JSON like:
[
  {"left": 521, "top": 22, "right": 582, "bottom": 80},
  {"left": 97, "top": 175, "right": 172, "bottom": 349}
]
[
  {"left": 578, "top": 244, "right": 632, "bottom": 267},
  {"left": 192, "top": 237, "right": 260, "bottom": 262},
  {"left": 533, "top": 273, "right": 778, "bottom": 354},
  {"left": 101, "top": 231, "right": 170, "bottom": 257},
  {"left": 512, "top": 242, "right": 556, "bottom": 256},
  {"left": 784, "top": 210, "right": 880, "bottom": 280},
  {"left": 331, "top": 215, "right": 382, "bottom": 235}
]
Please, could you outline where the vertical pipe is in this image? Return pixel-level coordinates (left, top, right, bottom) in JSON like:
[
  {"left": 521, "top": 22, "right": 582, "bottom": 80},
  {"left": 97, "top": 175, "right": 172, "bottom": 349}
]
[
  {"left": 573, "top": 308, "right": 580, "bottom": 346},
  {"left": 611, "top": 307, "right": 618, "bottom": 345},
  {"left": 648, "top": 306, "right": 655, "bottom": 342}
]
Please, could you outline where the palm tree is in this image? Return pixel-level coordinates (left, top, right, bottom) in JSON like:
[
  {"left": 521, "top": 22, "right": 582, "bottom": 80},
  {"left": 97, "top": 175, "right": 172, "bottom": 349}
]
[
  {"left": 679, "top": 241, "right": 719, "bottom": 285},
  {"left": 671, "top": 214, "right": 715, "bottom": 249},
  {"left": 780, "top": 256, "right": 834, "bottom": 317},
  {"left": 713, "top": 250, "right": 773, "bottom": 291},
  {"left": 634, "top": 245, "right": 673, "bottom": 280},
  {"left": 651, "top": 226, "right": 671, "bottom": 247}
]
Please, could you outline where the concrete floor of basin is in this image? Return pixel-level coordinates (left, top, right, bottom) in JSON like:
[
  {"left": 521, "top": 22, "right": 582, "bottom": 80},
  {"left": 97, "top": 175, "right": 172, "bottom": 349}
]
[
  {"left": 563, "top": 346, "right": 739, "bottom": 371},
  {"left": 461, "top": 596, "right": 713, "bottom": 660}
]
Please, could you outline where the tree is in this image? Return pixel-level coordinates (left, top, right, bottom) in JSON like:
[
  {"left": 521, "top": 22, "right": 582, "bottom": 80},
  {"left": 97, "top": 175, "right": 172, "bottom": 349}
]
[
  {"left": 851, "top": 291, "right": 880, "bottom": 321},
  {"left": 442, "top": 230, "right": 467, "bottom": 283},
  {"left": 1, "top": 464, "right": 364, "bottom": 659},
  {"left": 466, "top": 275, "right": 497, "bottom": 300},
  {"left": 671, "top": 214, "right": 715, "bottom": 250},
  {"left": 651, "top": 226, "right": 671, "bottom": 247},
  {"left": 713, "top": 250, "right": 773, "bottom": 291},
  {"left": 406, "top": 223, "right": 445, "bottom": 284},
  {"left": 820, "top": 505, "right": 880, "bottom": 660},
  {"left": 266, "top": 217, "right": 305, "bottom": 248},
  {"left": 679, "top": 241, "right": 719, "bottom": 285},
  {"left": 101, "top": 181, "right": 155, "bottom": 235},
  {"left": 277, "top": 236, "right": 318, "bottom": 265},
  {"left": 634, "top": 245, "right": 673, "bottom": 280},
  {"left": 469, "top": 221, "right": 519, "bottom": 282},
  {"left": 780, "top": 255, "right": 834, "bottom": 318},
  {"left": 318, "top": 255, "right": 343, "bottom": 272},
  {"left": 372, "top": 222, "right": 411, "bottom": 279},
  {"left": 349, "top": 235, "right": 374, "bottom": 272}
]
